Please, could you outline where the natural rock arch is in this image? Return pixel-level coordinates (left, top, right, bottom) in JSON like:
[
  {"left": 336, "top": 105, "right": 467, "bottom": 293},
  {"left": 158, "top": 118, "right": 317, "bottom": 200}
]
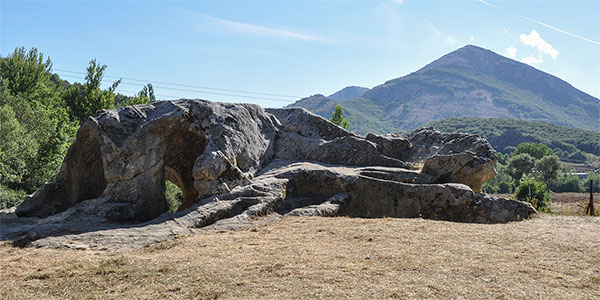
[{"left": 163, "top": 129, "right": 206, "bottom": 212}]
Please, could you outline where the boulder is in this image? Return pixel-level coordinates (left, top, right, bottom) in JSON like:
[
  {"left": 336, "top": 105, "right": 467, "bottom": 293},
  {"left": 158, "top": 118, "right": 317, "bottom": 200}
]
[
  {"left": 408, "top": 127, "right": 498, "bottom": 192},
  {"left": 1, "top": 100, "right": 536, "bottom": 249}
]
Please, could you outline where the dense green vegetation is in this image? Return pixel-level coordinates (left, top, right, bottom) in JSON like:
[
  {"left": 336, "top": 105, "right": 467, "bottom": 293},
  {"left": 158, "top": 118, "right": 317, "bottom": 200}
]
[
  {"left": 427, "top": 117, "right": 599, "bottom": 164},
  {"left": 0, "top": 47, "right": 156, "bottom": 209},
  {"left": 483, "top": 142, "right": 599, "bottom": 198},
  {"left": 514, "top": 176, "right": 551, "bottom": 212}
]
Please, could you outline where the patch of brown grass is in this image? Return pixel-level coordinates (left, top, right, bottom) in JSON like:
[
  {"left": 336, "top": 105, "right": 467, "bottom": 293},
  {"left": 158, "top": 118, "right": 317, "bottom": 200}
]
[
  {"left": 550, "top": 193, "right": 599, "bottom": 216},
  {"left": 1, "top": 215, "right": 599, "bottom": 299}
]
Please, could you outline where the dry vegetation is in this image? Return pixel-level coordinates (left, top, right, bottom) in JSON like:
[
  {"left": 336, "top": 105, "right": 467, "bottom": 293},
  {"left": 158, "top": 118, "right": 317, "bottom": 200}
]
[
  {"left": 2, "top": 214, "right": 599, "bottom": 300},
  {"left": 493, "top": 192, "right": 599, "bottom": 216},
  {"left": 550, "top": 193, "right": 599, "bottom": 216}
]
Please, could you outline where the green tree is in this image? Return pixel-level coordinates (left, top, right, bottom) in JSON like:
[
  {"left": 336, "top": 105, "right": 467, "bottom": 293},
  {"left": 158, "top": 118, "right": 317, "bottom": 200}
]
[
  {"left": 548, "top": 169, "right": 583, "bottom": 193},
  {"left": 532, "top": 155, "right": 561, "bottom": 186},
  {"left": 515, "top": 176, "right": 551, "bottom": 212},
  {"left": 125, "top": 83, "right": 156, "bottom": 106},
  {"left": 0, "top": 47, "right": 77, "bottom": 206},
  {"left": 65, "top": 59, "right": 121, "bottom": 124},
  {"left": 0, "top": 105, "right": 37, "bottom": 185},
  {"left": 512, "top": 142, "right": 553, "bottom": 160},
  {"left": 0, "top": 47, "right": 52, "bottom": 95},
  {"left": 330, "top": 105, "right": 350, "bottom": 130},
  {"left": 584, "top": 171, "right": 600, "bottom": 193},
  {"left": 507, "top": 153, "right": 535, "bottom": 184}
]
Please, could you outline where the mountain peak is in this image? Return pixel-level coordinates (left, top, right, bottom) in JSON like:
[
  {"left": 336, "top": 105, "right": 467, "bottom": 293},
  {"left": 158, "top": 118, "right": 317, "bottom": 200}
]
[
  {"left": 291, "top": 45, "right": 599, "bottom": 133},
  {"left": 418, "top": 44, "right": 508, "bottom": 73}
]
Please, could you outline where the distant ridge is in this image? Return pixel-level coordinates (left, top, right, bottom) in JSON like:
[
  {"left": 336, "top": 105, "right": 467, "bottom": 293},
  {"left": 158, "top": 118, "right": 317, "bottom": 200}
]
[
  {"left": 328, "top": 86, "right": 369, "bottom": 101},
  {"left": 288, "top": 45, "right": 600, "bottom": 134},
  {"left": 425, "top": 117, "right": 599, "bottom": 160}
]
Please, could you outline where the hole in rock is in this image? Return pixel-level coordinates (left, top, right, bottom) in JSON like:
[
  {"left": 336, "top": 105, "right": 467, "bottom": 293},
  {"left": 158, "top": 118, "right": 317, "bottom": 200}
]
[
  {"left": 164, "top": 180, "right": 183, "bottom": 212},
  {"left": 161, "top": 129, "right": 206, "bottom": 213}
]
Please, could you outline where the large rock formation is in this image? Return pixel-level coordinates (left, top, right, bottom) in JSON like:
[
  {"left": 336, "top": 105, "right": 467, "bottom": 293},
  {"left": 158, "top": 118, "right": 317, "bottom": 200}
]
[{"left": 0, "top": 100, "right": 536, "bottom": 249}]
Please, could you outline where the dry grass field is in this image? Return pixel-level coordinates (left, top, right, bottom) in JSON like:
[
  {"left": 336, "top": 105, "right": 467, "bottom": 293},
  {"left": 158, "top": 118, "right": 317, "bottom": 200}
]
[
  {"left": 1, "top": 214, "right": 599, "bottom": 300},
  {"left": 550, "top": 193, "right": 599, "bottom": 216}
]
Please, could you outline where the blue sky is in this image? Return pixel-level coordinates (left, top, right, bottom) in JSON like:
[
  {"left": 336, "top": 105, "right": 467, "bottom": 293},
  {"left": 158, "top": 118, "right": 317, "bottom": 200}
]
[{"left": 1, "top": 0, "right": 599, "bottom": 107}]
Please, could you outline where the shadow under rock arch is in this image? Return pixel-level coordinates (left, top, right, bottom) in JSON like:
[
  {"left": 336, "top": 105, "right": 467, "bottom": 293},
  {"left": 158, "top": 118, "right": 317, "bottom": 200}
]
[{"left": 161, "top": 128, "right": 206, "bottom": 213}]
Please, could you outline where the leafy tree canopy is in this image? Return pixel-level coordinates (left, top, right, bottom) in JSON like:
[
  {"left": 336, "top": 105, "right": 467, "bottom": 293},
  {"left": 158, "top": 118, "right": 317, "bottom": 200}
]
[
  {"left": 506, "top": 153, "right": 535, "bottom": 184},
  {"left": 0, "top": 47, "right": 77, "bottom": 196},
  {"left": 532, "top": 155, "right": 561, "bottom": 184},
  {"left": 65, "top": 59, "right": 121, "bottom": 124},
  {"left": 330, "top": 105, "right": 350, "bottom": 130},
  {"left": 512, "top": 142, "right": 554, "bottom": 160},
  {"left": 0, "top": 47, "right": 52, "bottom": 95}
]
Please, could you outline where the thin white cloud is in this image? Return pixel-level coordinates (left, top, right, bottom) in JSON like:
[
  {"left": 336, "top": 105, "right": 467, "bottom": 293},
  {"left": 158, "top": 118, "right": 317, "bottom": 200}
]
[
  {"left": 521, "top": 54, "right": 544, "bottom": 65},
  {"left": 519, "top": 30, "right": 559, "bottom": 59},
  {"left": 475, "top": 0, "right": 600, "bottom": 45},
  {"left": 428, "top": 22, "right": 456, "bottom": 46},
  {"left": 375, "top": 1, "right": 405, "bottom": 33},
  {"left": 504, "top": 28, "right": 510, "bottom": 37},
  {"left": 521, "top": 16, "right": 600, "bottom": 45},
  {"left": 391, "top": 0, "right": 405, "bottom": 4},
  {"left": 476, "top": 0, "right": 501, "bottom": 9},
  {"left": 505, "top": 47, "right": 517, "bottom": 59},
  {"left": 191, "top": 12, "right": 330, "bottom": 43}
]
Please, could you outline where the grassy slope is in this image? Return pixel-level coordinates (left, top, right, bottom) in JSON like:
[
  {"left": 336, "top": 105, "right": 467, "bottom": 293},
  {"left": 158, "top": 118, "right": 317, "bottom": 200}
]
[
  {"left": 288, "top": 96, "right": 395, "bottom": 135},
  {"left": 340, "top": 97, "right": 396, "bottom": 135},
  {"left": 1, "top": 215, "right": 599, "bottom": 299},
  {"left": 426, "top": 117, "right": 600, "bottom": 157}
]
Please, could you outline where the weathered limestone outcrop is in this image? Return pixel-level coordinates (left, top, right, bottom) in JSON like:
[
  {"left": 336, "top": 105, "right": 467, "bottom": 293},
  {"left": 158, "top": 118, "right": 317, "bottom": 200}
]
[{"left": 1, "top": 100, "right": 536, "bottom": 249}]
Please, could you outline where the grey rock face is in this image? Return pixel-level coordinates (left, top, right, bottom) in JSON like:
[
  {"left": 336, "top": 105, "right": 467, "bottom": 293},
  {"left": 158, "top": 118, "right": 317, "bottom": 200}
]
[
  {"left": 2, "top": 100, "right": 535, "bottom": 249},
  {"left": 408, "top": 127, "right": 497, "bottom": 192}
]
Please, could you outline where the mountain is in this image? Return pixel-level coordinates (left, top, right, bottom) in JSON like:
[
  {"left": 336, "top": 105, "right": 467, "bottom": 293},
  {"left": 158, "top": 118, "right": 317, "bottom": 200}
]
[
  {"left": 328, "top": 86, "right": 369, "bottom": 101},
  {"left": 288, "top": 45, "right": 600, "bottom": 134}
]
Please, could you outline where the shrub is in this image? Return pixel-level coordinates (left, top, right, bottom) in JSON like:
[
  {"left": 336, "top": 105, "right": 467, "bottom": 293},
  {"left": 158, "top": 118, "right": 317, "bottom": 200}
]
[
  {"left": 164, "top": 181, "right": 183, "bottom": 212},
  {"left": 0, "top": 184, "right": 27, "bottom": 209},
  {"left": 515, "top": 176, "right": 550, "bottom": 212}
]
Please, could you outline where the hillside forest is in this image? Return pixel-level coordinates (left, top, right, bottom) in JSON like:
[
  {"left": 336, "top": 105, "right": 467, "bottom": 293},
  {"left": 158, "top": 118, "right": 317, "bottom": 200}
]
[{"left": 1, "top": 47, "right": 598, "bottom": 210}]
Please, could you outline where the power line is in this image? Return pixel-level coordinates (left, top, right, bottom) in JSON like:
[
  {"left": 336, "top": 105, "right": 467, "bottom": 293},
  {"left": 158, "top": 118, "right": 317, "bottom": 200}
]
[
  {"left": 56, "top": 73, "right": 297, "bottom": 103},
  {"left": 54, "top": 68, "right": 301, "bottom": 99}
]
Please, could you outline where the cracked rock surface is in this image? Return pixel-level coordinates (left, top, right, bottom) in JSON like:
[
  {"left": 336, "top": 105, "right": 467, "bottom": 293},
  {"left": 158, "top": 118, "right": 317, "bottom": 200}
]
[{"left": 0, "top": 100, "right": 536, "bottom": 249}]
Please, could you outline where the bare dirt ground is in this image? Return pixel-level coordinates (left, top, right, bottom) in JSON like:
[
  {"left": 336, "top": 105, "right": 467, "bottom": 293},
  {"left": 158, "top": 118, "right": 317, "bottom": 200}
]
[{"left": 1, "top": 215, "right": 599, "bottom": 300}]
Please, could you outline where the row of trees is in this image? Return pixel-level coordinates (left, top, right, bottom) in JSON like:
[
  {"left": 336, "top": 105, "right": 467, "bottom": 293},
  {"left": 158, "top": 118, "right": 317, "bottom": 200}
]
[
  {"left": 1, "top": 47, "right": 156, "bottom": 208},
  {"left": 483, "top": 142, "right": 599, "bottom": 210}
]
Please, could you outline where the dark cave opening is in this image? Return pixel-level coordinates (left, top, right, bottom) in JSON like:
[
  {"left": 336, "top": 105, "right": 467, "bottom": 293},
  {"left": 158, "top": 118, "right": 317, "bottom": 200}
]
[
  {"left": 63, "top": 127, "right": 107, "bottom": 208},
  {"left": 162, "top": 129, "right": 207, "bottom": 212}
]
